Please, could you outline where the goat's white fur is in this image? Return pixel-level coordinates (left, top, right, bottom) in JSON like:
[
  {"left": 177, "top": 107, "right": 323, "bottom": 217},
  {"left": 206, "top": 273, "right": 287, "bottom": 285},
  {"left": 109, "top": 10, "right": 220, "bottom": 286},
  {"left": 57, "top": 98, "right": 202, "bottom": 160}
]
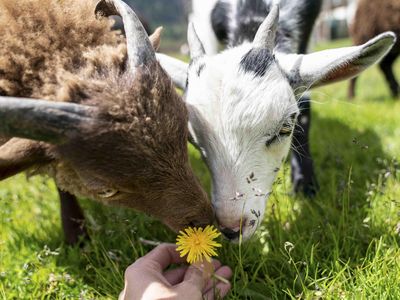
[{"left": 185, "top": 44, "right": 298, "bottom": 238}]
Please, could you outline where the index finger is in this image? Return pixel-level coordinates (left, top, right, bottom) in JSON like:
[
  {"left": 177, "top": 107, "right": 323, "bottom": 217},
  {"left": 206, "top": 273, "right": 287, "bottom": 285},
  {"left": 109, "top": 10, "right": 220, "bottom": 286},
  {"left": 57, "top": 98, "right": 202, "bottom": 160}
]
[{"left": 140, "top": 243, "right": 186, "bottom": 271}]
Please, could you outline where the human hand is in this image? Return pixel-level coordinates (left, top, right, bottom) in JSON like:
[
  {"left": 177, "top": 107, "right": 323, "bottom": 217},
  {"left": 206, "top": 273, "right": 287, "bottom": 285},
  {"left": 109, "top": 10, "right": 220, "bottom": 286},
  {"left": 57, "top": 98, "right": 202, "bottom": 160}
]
[{"left": 119, "top": 243, "right": 232, "bottom": 300}]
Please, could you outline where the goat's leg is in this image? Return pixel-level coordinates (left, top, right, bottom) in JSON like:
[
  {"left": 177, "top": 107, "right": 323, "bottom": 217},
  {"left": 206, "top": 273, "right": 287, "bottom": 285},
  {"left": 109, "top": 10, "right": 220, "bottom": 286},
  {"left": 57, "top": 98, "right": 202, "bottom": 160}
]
[
  {"left": 379, "top": 53, "right": 399, "bottom": 98},
  {"left": 348, "top": 77, "right": 358, "bottom": 99},
  {"left": 58, "top": 188, "right": 88, "bottom": 245},
  {"left": 291, "top": 96, "right": 318, "bottom": 198}
]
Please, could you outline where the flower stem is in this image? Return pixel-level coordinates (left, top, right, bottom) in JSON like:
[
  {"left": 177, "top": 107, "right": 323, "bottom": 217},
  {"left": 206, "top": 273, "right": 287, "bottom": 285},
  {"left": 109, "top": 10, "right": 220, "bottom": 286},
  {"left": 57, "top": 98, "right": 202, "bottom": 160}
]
[{"left": 212, "top": 274, "right": 230, "bottom": 285}]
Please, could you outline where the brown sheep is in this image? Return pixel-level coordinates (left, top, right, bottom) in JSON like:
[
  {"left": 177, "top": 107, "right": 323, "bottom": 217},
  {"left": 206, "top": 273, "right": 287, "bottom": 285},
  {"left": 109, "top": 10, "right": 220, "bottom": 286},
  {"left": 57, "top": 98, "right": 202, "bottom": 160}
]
[
  {"left": 0, "top": 0, "right": 213, "bottom": 244},
  {"left": 349, "top": 0, "right": 400, "bottom": 99}
]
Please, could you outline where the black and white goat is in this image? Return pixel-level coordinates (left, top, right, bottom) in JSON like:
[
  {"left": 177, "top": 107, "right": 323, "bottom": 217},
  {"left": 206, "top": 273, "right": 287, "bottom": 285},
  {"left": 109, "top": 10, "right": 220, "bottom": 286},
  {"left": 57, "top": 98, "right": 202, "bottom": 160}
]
[
  {"left": 157, "top": 2, "right": 396, "bottom": 241},
  {"left": 191, "top": 0, "right": 323, "bottom": 198}
]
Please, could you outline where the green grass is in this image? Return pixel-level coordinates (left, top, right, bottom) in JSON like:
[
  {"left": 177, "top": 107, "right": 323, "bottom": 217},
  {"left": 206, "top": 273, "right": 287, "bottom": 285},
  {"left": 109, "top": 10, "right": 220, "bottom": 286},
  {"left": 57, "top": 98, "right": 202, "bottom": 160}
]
[{"left": 1, "top": 40, "right": 400, "bottom": 299}]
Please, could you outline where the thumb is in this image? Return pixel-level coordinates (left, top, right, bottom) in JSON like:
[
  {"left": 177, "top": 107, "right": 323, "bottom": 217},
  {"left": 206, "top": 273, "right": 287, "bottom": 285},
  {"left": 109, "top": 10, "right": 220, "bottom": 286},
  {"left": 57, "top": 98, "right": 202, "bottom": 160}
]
[
  {"left": 173, "top": 265, "right": 205, "bottom": 299},
  {"left": 183, "top": 264, "right": 206, "bottom": 288}
]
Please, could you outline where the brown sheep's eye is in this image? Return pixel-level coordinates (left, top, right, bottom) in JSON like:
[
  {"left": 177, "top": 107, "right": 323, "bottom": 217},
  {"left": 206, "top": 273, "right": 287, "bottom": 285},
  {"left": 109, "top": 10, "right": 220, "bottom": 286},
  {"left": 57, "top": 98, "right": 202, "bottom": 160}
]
[{"left": 98, "top": 189, "right": 119, "bottom": 198}]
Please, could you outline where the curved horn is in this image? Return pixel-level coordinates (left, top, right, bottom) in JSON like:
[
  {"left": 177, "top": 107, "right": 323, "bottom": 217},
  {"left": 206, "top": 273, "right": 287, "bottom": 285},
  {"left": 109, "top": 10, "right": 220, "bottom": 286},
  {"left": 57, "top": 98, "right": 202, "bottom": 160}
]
[
  {"left": 188, "top": 22, "right": 206, "bottom": 59},
  {"left": 253, "top": 4, "right": 279, "bottom": 50},
  {"left": 0, "top": 97, "right": 99, "bottom": 144},
  {"left": 95, "top": 0, "right": 155, "bottom": 70}
]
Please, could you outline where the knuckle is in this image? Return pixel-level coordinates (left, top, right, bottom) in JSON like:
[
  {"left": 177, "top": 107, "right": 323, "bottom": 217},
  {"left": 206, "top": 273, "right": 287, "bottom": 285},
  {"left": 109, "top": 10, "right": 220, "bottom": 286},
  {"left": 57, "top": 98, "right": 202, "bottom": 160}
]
[
  {"left": 156, "top": 243, "right": 171, "bottom": 253},
  {"left": 124, "top": 263, "right": 139, "bottom": 279},
  {"left": 187, "top": 266, "right": 203, "bottom": 280}
]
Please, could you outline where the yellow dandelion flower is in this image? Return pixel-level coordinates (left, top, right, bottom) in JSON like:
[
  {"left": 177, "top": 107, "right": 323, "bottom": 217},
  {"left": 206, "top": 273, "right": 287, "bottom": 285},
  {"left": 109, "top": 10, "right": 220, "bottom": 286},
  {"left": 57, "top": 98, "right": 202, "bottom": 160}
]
[{"left": 176, "top": 225, "right": 222, "bottom": 264}]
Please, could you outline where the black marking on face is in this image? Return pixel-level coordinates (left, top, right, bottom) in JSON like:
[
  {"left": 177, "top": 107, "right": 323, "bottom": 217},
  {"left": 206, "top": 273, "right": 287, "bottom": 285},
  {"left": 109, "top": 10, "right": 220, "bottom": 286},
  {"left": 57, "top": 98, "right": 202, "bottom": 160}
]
[
  {"left": 240, "top": 48, "right": 274, "bottom": 77},
  {"left": 250, "top": 209, "right": 261, "bottom": 218},
  {"left": 197, "top": 63, "right": 205, "bottom": 77},
  {"left": 246, "top": 172, "right": 257, "bottom": 184},
  {"left": 274, "top": 167, "right": 280, "bottom": 173}
]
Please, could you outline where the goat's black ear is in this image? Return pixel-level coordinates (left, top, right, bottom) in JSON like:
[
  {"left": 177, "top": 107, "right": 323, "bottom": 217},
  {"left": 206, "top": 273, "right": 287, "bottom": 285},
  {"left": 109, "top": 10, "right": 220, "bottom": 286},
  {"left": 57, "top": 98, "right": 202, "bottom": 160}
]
[
  {"left": 0, "top": 97, "right": 100, "bottom": 144},
  {"left": 276, "top": 32, "right": 396, "bottom": 95},
  {"left": 0, "top": 138, "right": 51, "bottom": 180}
]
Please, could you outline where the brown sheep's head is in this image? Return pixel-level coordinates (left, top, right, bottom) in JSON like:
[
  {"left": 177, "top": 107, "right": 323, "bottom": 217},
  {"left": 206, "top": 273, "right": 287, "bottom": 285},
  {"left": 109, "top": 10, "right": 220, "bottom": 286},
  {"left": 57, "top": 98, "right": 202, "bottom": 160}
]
[{"left": 0, "top": 0, "right": 213, "bottom": 232}]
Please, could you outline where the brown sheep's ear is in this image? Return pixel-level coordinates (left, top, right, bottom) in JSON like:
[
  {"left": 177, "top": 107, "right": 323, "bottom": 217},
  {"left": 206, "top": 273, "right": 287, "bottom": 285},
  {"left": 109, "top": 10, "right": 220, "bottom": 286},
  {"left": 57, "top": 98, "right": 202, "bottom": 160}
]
[
  {"left": 0, "top": 138, "right": 51, "bottom": 180},
  {"left": 149, "top": 27, "right": 163, "bottom": 52},
  {"left": 156, "top": 53, "right": 189, "bottom": 90},
  {"left": 0, "top": 96, "right": 100, "bottom": 144}
]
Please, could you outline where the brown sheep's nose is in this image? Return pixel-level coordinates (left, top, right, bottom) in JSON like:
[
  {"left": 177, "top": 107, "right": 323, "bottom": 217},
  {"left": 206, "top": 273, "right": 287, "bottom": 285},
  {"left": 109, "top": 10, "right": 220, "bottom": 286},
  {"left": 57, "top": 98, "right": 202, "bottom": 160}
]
[
  {"left": 220, "top": 228, "right": 241, "bottom": 240},
  {"left": 188, "top": 220, "right": 211, "bottom": 228}
]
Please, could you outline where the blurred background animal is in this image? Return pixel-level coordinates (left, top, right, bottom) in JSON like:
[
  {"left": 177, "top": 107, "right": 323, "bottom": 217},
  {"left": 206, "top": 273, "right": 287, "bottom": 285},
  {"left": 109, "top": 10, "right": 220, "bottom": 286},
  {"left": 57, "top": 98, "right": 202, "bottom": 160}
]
[
  {"left": 348, "top": 0, "right": 400, "bottom": 99},
  {"left": 0, "top": 0, "right": 213, "bottom": 245}
]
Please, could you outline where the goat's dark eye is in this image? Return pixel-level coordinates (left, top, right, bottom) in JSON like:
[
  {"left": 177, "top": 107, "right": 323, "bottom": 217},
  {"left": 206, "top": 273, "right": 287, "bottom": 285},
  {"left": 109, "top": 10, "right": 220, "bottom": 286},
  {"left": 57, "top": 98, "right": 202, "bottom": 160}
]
[
  {"left": 279, "top": 125, "right": 292, "bottom": 135},
  {"left": 266, "top": 125, "right": 293, "bottom": 147}
]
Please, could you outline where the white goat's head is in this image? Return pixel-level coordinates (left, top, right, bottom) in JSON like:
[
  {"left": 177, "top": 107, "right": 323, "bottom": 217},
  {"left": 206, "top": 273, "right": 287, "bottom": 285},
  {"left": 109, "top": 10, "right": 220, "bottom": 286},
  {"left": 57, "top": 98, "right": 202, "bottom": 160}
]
[{"left": 157, "top": 6, "right": 396, "bottom": 241}]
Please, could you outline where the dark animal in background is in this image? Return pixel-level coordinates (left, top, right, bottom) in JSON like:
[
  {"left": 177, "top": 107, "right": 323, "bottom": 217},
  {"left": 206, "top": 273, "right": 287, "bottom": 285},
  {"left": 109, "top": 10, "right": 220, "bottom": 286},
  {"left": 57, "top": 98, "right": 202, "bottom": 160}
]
[
  {"left": 195, "top": 0, "right": 323, "bottom": 197},
  {"left": 0, "top": 0, "right": 213, "bottom": 245},
  {"left": 349, "top": 0, "right": 400, "bottom": 99}
]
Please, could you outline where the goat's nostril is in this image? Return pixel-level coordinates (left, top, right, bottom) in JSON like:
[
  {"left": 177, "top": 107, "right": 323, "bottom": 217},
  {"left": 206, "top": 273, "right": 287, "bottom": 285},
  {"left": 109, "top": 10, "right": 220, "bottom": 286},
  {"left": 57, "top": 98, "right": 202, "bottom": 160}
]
[{"left": 220, "top": 228, "right": 241, "bottom": 240}]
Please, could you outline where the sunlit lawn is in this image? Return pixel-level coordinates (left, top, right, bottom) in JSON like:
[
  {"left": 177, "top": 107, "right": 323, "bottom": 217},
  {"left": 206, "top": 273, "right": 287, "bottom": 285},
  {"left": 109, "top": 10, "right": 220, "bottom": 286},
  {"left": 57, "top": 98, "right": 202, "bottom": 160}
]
[{"left": 1, "top": 39, "right": 399, "bottom": 299}]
